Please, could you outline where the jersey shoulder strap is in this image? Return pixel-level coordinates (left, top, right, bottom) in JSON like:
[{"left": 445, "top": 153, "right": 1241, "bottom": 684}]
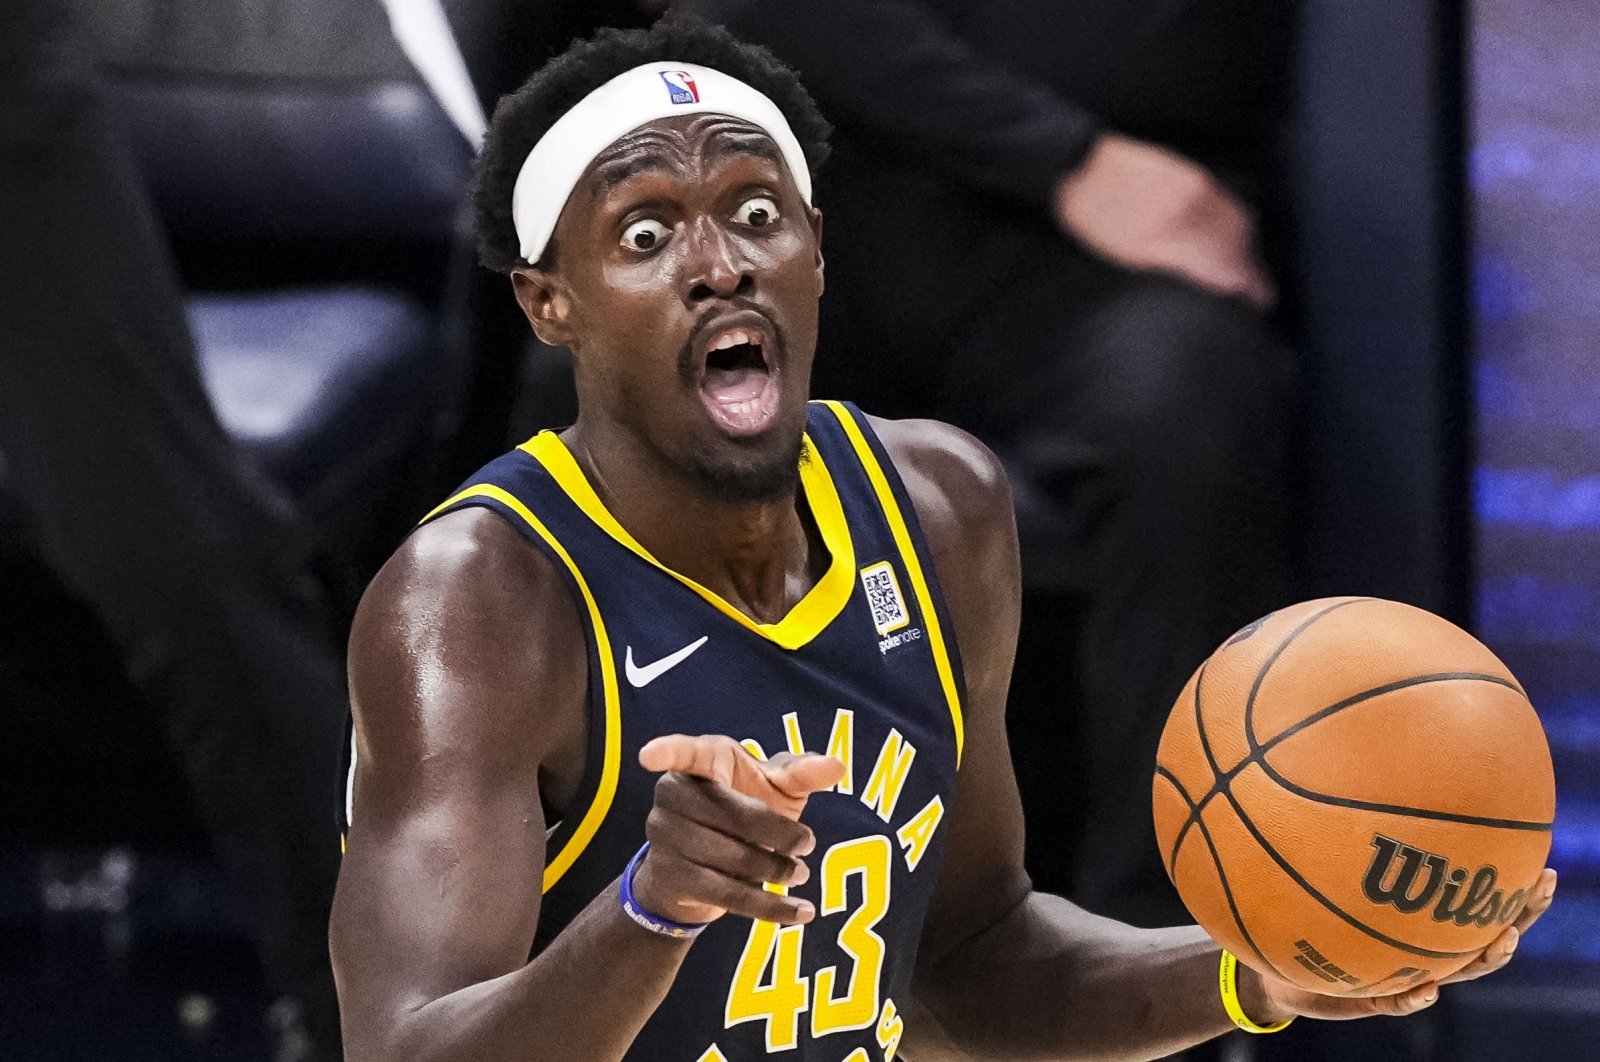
[{"left": 806, "top": 400, "right": 969, "bottom": 764}]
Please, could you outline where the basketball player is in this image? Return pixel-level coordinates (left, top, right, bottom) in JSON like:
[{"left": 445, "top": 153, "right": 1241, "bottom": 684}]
[{"left": 329, "top": 18, "right": 1554, "bottom": 1060}]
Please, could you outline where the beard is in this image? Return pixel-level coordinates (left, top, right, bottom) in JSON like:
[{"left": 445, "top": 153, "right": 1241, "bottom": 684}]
[{"left": 678, "top": 430, "right": 806, "bottom": 505}]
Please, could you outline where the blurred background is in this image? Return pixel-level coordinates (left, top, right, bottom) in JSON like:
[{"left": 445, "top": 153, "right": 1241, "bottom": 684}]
[{"left": 0, "top": 0, "right": 1595, "bottom": 1059}]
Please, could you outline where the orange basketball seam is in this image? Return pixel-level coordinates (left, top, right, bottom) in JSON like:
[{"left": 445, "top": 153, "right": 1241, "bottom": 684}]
[
  {"left": 1170, "top": 602, "right": 1361, "bottom": 868},
  {"left": 1246, "top": 672, "right": 1526, "bottom": 766},
  {"left": 1254, "top": 754, "right": 1555, "bottom": 832},
  {"left": 1155, "top": 765, "right": 1202, "bottom": 882},
  {"left": 1155, "top": 765, "right": 1290, "bottom": 982},
  {"left": 1171, "top": 656, "right": 1301, "bottom": 983},
  {"left": 1168, "top": 658, "right": 1219, "bottom": 873},
  {"left": 1212, "top": 781, "right": 1479, "bottom": 961},
  {"left": 1241, "top": 599, "right": 1368, "bottom": 751},
  {"left": 1170, "top": 671, "right": 1530, "bottom": 864}
]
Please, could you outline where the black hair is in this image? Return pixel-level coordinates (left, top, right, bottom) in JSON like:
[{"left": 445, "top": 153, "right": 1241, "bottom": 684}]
[{"left": 473, "top": 14, "right": 832, "bottom": 274}]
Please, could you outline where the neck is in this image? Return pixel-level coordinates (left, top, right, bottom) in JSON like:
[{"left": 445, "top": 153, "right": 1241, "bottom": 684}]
[{"left": 561, "top": 419, "right": 825, "bottom": 624}]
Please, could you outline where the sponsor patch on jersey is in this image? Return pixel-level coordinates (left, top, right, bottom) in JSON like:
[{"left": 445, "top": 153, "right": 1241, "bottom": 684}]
[
  {"left": 860, "top": 560, "right": 910, "bottom": 636},
  {"left": 659, "top": 70, "right": 700, "bottom": 105}
]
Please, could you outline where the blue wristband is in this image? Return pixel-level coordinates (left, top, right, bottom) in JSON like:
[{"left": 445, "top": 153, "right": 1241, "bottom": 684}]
[{"left": 619, "top": 842, "right": 713, "bottom": 940}]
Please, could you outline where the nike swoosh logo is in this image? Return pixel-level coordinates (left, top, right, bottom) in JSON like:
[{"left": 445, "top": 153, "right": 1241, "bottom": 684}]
[{"left": 625, "top": 636, "right": 709, "bottom": 688}]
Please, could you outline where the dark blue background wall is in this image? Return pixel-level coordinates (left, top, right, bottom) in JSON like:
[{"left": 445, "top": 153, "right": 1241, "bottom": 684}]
[
  {"left": 1290, "top": 4, "right": 1598, "bottom": 1051},
  {"left": 1471, "top": 0, "right": 1600, "bottom": 975},
  {"left": 1292, "top": 1, "right": 1469, "bottom": 619}
]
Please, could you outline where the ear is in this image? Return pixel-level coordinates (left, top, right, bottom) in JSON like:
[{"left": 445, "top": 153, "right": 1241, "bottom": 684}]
[
  {"left": 806, "top": 206, "right": 825, "bottom": 297},
  {"left": 511, "top": 267, "right": 576, "bottom": 348}
]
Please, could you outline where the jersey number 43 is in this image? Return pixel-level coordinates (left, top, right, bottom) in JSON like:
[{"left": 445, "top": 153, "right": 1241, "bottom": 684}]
[{"left": 723, "top": 835, "right": 904, "bottom": 1057}]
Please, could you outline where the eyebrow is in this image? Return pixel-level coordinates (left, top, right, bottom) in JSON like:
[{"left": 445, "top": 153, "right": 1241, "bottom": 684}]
[
  {"left": 590, "top": 151, "right": 676, "bottom": 195},
  {"left": 588, "top": 127, "right": 786, "bottom": 198},
  {"left": 704, "top": 128, "right": 784, "bottom": 168}
]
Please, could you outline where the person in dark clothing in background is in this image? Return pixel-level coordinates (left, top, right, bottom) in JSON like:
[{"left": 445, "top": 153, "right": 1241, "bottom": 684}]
[{"left": 0, "top": 2, "right": 344, "bottom": 1058}]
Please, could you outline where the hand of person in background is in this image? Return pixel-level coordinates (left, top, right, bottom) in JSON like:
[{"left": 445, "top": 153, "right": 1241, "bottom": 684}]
[{"left": 1053, "top": 133, "right": 1277, "bottom": 311}]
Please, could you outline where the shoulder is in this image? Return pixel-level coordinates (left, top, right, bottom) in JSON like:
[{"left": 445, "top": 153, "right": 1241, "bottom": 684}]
[
  {"left": 866, "top": 415, "right": 1015, "bottom": 564},
  {"left": 348, "top": 505, "right": 587, "bottom": 764},
  {"left": 353, "top": 505, "right": 582, "bottom": 660},
  {"left": 867, "top": 415, "right": 1021, "bottom": 705}
]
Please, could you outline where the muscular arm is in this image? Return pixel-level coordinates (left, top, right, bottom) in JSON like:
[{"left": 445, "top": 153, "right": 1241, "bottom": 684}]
[
  {"left": 332, "top": 508, "right": 832, "bottom": 1061},
  {"left": 880, "top": 419, "right": 1248, "bottom": 1060},
  {"left": 330, "top": 510, "right": 695, "bottom": 1062}
]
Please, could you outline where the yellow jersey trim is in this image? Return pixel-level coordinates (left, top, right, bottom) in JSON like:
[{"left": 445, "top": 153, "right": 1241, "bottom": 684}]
[
  {"left": 820, "top": 401, "right": 966, "bottom": 767},
  {"left": 421, "top": 483, "right": 622, "bottom": 894},
  {"left": 516, "top": 430, "right": 856, "bottom": 651}
]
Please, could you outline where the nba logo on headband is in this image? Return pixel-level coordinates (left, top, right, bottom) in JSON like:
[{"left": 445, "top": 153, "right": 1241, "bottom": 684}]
[{"left": 659, "top": 70, "right": 700, "bottom": 105}]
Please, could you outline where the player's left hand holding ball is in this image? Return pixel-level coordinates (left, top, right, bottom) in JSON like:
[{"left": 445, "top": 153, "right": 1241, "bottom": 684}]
[{"left": 1238, "top": 868, "right": 1557, "bottom": 1024}]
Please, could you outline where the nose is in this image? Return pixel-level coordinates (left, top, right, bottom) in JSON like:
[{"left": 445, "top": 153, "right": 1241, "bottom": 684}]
[{"left": 682, "top": 216, "right": 754, "bottom": 304}]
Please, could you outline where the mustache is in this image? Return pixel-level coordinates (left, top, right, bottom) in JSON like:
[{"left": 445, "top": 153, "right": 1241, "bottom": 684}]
[{"left": 676, "top": 300, "right": 784, "bottom": 384}]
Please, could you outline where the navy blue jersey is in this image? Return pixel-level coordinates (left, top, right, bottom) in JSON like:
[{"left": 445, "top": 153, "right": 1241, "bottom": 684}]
[{"left": 347, "top": 401, "right": 965, "bottom": 1061}]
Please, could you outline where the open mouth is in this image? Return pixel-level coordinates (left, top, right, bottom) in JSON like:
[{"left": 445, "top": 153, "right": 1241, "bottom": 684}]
[{"left": 697, "top": 319, "right": 780, "bottom": 437}]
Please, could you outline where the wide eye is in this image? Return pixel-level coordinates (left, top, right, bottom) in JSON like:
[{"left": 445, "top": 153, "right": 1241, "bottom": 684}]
[
  {"left": 734, "top": 196, "right": 780, "bottom": 227},
  {"left": 621, "top": 218, "right": 669, "bottom": 251}
]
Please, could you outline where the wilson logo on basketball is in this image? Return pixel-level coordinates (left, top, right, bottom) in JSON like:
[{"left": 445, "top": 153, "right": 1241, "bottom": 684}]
[{"left": 1361, "top": 835, "right": 1530, "bottom": 928}]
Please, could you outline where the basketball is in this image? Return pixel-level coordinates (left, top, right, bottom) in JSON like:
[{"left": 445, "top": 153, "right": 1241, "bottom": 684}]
[{"left": 1152, "top": 597, "right": 1556, "bottom": 996}]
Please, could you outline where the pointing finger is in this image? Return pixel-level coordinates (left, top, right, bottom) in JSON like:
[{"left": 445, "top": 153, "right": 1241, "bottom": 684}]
[
  {"left": 640, "top": 734, "right": 743, "bottom": 786},
  {"left": 763, "top": 753, "right": 846, "bottom": 800}
]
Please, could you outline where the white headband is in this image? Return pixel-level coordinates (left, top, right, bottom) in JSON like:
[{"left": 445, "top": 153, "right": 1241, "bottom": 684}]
[{"left": 510, "top": 61, "right": 813, "bottom": 264}]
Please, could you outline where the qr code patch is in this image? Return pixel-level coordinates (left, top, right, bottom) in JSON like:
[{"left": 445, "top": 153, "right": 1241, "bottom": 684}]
[{"left": 859, "top": 561, "right": 909, "bottom": 635}]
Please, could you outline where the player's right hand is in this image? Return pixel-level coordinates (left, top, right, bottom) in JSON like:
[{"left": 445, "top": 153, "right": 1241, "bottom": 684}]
[{"left": 632, "top": 734, "right": 846, "bottom": 928}]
